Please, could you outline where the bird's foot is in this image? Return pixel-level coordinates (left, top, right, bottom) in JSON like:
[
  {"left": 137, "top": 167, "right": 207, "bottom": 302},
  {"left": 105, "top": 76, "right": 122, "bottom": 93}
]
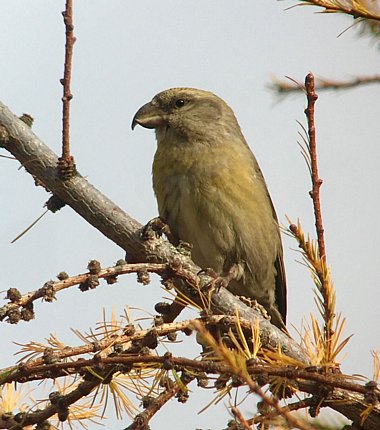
[
  {"left": 141, "top": 217, "right": 177, "bottom": 245},
  {"left": 239, "top": 297, "right": 290, "bottom": 336},
  {"left": 176, "top": 240, "right": 193, "bottom": 257},
  {"left": 198, "top": 267, "right": 236, "bottom": 293},
  {"left": 239, "top": 296, "right": 271, "bottom": 320}
]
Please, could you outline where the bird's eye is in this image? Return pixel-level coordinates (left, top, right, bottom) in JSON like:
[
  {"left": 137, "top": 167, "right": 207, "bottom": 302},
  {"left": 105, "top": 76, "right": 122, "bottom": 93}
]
[{"left": 175, "top": 99, "right": 185, "bottom": 108}]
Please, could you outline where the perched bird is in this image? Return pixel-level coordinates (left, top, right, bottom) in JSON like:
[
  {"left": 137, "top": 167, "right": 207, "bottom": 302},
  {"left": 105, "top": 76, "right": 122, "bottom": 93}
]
[{"left": 132, "top": 88, "right": 287, "bottom": 330}]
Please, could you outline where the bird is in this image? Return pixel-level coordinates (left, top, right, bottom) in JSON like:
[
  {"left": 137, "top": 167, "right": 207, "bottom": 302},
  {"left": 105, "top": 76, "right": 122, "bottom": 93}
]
[{"left": 131, "top": 87, "right": 287, "bottom": 330}]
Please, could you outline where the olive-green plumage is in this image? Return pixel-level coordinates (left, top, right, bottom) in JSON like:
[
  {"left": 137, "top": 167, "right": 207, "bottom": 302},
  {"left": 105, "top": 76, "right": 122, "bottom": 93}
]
[{"left": 132, "top": 88, "right": 287, "bottom": 329}]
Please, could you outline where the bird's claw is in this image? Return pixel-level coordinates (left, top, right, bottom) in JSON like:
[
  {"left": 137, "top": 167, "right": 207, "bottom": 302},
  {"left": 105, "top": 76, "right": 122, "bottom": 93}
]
[
  {"left": 198, "top": 267, "right": 219, "bottom": 279},
  {"left": 141, "top": 217, "right": 177, "bottom": 244},
  {"left": 198, "top": 268, "right": 231, "bottom": 293},
  {"left": 239, "top": 296, "right": 270, "bottom": 319}
]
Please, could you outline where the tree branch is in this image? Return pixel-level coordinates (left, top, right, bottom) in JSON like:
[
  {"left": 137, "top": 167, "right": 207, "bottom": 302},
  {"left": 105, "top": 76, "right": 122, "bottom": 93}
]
[
  {"left": 305, "top": 73, "right": 325, "bottom": 262},
  {"left": 58, "top": 0, "right": 76, "bottom": 176},
  {"left": 270, "top": 74, "right": 380, "bottom": 95}
]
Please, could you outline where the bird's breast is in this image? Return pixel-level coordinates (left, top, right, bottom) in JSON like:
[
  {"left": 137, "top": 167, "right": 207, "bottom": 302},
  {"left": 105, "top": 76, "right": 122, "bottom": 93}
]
[
  {"left": 152, "top": 147, "right": 228, "bottom": 270},
  {"left": 152, "top": 137, "right": 280, "bottom": 281}
]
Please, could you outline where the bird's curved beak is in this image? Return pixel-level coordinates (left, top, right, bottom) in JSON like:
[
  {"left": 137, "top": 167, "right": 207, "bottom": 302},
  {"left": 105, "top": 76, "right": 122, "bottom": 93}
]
[{"left": 131, "top": 102, "right": 167, "bottom": 130}]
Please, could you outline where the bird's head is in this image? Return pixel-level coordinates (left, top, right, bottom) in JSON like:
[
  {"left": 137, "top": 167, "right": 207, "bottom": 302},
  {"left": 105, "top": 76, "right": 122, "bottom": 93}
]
[{"left": 131, "top": 88, "right": 241, "bottom": 141}]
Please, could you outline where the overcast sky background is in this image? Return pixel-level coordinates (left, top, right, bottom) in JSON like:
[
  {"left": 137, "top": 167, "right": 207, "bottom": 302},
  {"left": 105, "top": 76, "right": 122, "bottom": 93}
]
[{"left": 0, "top": 1, "right": 379, "bottom": 428}]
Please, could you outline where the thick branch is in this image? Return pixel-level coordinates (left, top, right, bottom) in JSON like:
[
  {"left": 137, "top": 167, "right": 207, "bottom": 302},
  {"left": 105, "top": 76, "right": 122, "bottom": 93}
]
[{"left": 0, "top": 103, "right": 144, "bottom": 259}]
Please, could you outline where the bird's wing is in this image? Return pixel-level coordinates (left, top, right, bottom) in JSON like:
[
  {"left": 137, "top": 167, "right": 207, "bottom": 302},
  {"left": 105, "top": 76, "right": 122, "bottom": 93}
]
[
  {"left": 249, "top": 151, "right": 287, "bottom": 324},
  {"left": 274, "top": 249, "right": 287, "bottom": 324}
]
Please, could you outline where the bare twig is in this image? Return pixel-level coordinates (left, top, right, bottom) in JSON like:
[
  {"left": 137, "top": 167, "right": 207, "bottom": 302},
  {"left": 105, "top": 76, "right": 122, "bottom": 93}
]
[
  {"left": 126, "top": 377, "right": 194, "bottom": 430},
  {"left": 271, "top": 74, "right": 380, "bottom": 95},
  {"left": 286, "top": 73, "right": 338, "bottom": 366},
  {"left": 305, "top": 73, "right": 325, "bottom": 262},
  {"left": 249, "top": 397, "right": 317, "bottom": 426},
  {"left": 304, "top": 74, "right": 337, "bottom": 358},
  {"left": 246, "top": 385, "right": 317, "bottom": 430},
  {"left": 58, "top": 0, "right": 76, "bottom": 177},
  {"left": 231, "top": 406, "right": 253, "bottom": 430},
  {"left": 0, "top": 262, "right": 171, "bottom": 322},
  {"left": 286, "top": 74, "right": 340, "bottom": 369}
]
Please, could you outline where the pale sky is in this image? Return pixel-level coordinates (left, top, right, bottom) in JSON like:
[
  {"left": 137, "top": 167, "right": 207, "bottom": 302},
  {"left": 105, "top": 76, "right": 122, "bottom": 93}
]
[{"left": 1, "top": 1, "right": 379, "bottom": 428}]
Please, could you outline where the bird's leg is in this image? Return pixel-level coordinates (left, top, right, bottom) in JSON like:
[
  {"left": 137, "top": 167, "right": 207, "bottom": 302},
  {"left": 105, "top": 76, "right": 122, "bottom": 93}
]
[{"left": 140, "top": 216, "right": 178, "bottom": 245}]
